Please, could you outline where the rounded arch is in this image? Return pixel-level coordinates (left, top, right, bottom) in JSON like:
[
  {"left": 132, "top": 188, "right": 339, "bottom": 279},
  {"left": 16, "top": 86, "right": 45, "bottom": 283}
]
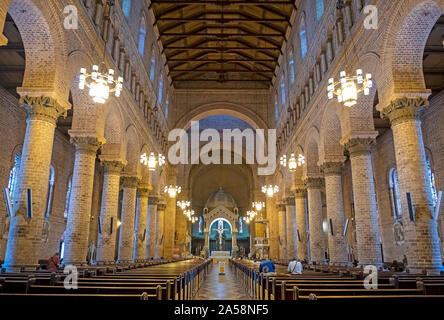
[
  {"left": 102, "top": 103, "right": 126, "bottom": 159},
  {"left": 8, "top": 0, "right": 68, "bottom": 103},
  {"left": 379, "top": 0, "right": 444, "bottom": 107},
  {"left": 319, "top": 100, "right": 345, "bottom": 164},
  {"left": 303, "top": 126, "right": 321, "bottom": 178},
  {"left": 208, "top": 217, "right": 233, "bottom": 235},
  {"left": 123, "top": 125, "right": 141, "bottom": 176},
  {"left": 175, "top": 102, "right": 268, "bottom": 130}
]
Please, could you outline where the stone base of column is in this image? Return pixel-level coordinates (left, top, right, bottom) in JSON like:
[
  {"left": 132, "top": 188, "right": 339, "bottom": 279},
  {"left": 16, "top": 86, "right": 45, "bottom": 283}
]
[{"left": 94, "top": 260, "right": 116, "bottom": 266}]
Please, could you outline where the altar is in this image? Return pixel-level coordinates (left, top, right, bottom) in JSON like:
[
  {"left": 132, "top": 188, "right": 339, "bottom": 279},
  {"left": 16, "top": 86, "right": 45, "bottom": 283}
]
[{"left": 210, "top": 251, "right": 231, "bottom": 262}]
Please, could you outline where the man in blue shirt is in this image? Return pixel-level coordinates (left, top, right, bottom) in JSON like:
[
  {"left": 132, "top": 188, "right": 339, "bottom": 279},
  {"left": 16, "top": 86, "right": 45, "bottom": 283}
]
[{"left": 259, "top": 259, "right": 276, "bottom": 274}]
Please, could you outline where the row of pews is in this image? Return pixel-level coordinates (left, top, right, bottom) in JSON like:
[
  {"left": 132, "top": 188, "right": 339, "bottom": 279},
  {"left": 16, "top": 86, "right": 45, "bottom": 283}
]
[
  {"left": 0, "top": 258, "right": 212, "bottom": 300},
  {"left": 230, "top": 259, "right": 444, "bottom": 301}
]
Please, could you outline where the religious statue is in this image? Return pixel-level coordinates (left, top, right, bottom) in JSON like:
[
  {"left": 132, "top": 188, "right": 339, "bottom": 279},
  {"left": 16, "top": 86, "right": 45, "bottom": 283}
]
[
  {"left": 393, "top": 221, "right": 405, "bottom": 246},
  {"left": 41, "top": 219, "right": 50, "bottom": 243},
  {"left": 212, "top": 220, "right": 228, "bottom": 251}
]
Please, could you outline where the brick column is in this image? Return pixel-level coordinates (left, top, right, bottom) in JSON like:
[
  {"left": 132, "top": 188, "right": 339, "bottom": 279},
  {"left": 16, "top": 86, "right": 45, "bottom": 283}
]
[
  {"left": 3, "top": 96, "right": 67, "bottom": 271},
  {"left": 321, "top": 162, "right": 348, "bottom": 266},
  {"left": 344, "top": 138, "right": 382, "bottom": 266},
  {"left": 156, "top": 202, "right": 166, "bottom": 258},
  {"left": 232, "top": 231, "right": 238, "bottom": 255},
  {"left": 285, "top": 197, "right": 296, "bottom": 260},
  {"left": 96, "top": 160, "right": 125, "bottom": 264},
  {"left": 305, "top": 177, "right": 325, "bottom": 264},
  {"left": 117, "top": 176, "right": 139, "bottom": 263},
  {"left": 382, "top": 97, "right": 442, "bottom": 274},
  {"left": 133, "top": 185, "right": 150, "bottom": 261},
  {"left": 146, "top": 195, "right": 159, "bottom": 259},
  {"left": 63, "top": 134, "right": 103, "bottom": 266},
  {"left": 164, "top": 195, "right": 177, "bottom": 260},
  {"left": 294, "top": 188, "right": 308, "bottom": 261},
  {"left": 276, "top": 202, "right": 287, "bottom": 261}
]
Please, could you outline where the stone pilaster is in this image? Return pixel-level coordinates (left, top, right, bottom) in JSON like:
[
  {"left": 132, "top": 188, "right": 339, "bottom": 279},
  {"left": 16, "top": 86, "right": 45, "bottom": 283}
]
[
  {"left": 382, "top": 97, "right": 442, "bottom": 274},
  {"left": 164, "top": 195, "right": 177, "bottom": 260},
  {"left": 117, "top": 176, "right": 139, "bottom": 263},
  {"left": 95, "top": 159, "right": 125, "bottom": 264},
  {"left": 276, "top": 202, "right": 287, "bottom": 261},
  {"left": 63, "top": 134, "right": 104, "bottom": 265},
  {"left": 147, "top": 195, "right": 159, "bottom": 259},
  {"left": 265, "top": 200, "right": 278, "bottom": 260},
  {"left": 3, "top": 96, "right": 68, "bottom": 271},
  {"left": 232, "top": 231, "right": 239, "bottom": 254},
  {"left": 156, "top": 202, "right": 166, "bottom": 258},
  {"left": 321, "top": 162, "right": 348, "bottom": 266},
  {"left": 285, "top": 197, "right": 296, "bottom": 260},
  {"left": 344, "top": 138, "right": 382, "bottom": 266},
  {"left": 294, "top": 187, "right": 308, "bottom": 261},
  {"left": 304, "top": 177, "right": 325, "bottom": 264},
  {"left": 133, "top": 185, "right": 150, "bottom": 260}
]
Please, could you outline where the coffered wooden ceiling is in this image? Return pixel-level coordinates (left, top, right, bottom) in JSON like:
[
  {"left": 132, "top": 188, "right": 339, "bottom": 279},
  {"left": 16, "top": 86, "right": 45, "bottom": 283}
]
[{"left": 149, "top": 0, "right": 296, "bottom": 89}]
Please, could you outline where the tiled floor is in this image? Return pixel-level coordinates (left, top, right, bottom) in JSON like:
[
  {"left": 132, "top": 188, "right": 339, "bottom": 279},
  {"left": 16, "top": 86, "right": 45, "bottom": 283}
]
[{"left": 194, "top": 262, "right": 252, "bottom": 300}]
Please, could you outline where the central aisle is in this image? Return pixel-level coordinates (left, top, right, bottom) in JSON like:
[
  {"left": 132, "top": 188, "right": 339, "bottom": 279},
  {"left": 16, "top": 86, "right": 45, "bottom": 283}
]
[{"left": 194, "top": 262, "right": 252, "bottom": 300}]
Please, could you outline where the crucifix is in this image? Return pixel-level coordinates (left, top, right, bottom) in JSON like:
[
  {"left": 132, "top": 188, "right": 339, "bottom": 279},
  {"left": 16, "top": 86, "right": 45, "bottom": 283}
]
[{"left": 212, "top": 220, "right": 229, "bottom": 251}]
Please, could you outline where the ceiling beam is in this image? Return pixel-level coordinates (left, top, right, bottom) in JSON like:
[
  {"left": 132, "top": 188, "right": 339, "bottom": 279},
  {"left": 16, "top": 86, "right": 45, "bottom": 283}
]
[
  {"left": 150, "top": 1, "right": 294, "bottom": 5},
  {"left": 164, "top": 46, "right": 281, "bottom": 50},
  {"left": 161, "top": 32, "right": 284, "bottom": 37},
  {"left": 169, "top": 69, "right": 274, "bottom": 73}
]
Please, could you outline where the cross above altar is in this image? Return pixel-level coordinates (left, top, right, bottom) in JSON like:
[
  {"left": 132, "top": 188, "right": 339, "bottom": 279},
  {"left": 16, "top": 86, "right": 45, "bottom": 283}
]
[{"left": 212, "top": 220, "right": 229, "bottom": 250}]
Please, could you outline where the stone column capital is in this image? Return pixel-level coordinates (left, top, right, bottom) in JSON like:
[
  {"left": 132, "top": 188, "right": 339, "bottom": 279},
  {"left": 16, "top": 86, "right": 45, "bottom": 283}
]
[
  {"left": 157, "top": 202, "right": 167, "bottom": 210},
  {"left": 284, "top": 196, "right": 295, "bottom": 206},
  {"left": 137, "top": 184, "right": 152, "bottom": 197},
  {"left": 148, "top": 195, "right": 159, "bottom": 205},
  {"left": 69, "top": 131, "right": 105, "bottom": 154},
  {"left": 121, "top": 176, "right": 140, "bottom": 188},
  {"left": 276, "top": 202, "right": 286, "bottom": 211},
  {"left": 382, "top": 97, "right": 428, "bottom": 125},
  {"left": 321, "top": 162, "right": 343, "bottom": 176},
  {"left": 343, "top": 137, "right": 375, "bottom": 157},
  {"left": 293, "top": 187, "right": 307, "bottom": 198},
  {"left": 304, "top": 177, "right": 323, "bottom": 189},
  {"left": 100, "top": 158, "right": 126, "bottom": 174},
  {"left": 20, "top": 95, "right": 69, "bottom": 124}
]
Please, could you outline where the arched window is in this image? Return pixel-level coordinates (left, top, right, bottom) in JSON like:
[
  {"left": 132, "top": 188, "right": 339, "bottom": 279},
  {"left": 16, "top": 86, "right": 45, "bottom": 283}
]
[
  {"left": 45, "top": 165, "right": 55, "bottom": 218},
  {"left": 316, "top": 0, "right": 325, "bottom": 21},
  {"left": 59, "top": 241, "right": 65, "bottom": 260},
  {"left": 426, "top": 157, "right": 438, "bottom": 207},
  {"left": 389, "top": 168, "right": 402, "bottom": 220},
  {"left": 281, "top": 81, "right": 286, "bottom": 106},
  {"left": 158, "top": 75, "right": 164, "bottom": 103},
  {"left": 239, "top": 217, "right": 243, "bottom": 233},
  {"left": 198, "top": 216, "right": 203, "bottom": 233},
  {"left": 8, "top": 153, "right": 21, "bottom": 201},
  {"left": 149, "top": 57, "right": 156, "bottom": 83},
  {"left": 299, "top": 15, "right": 308, "bottom": 58},
  {"left": 138, "top": 17, "right": 147, "bottom": 56},
  {"left": 165, "top": 94, "right": 169, "bottom": 118},
  {"left": 64, "top": 177, "right": 72, "bottom": 218},
  {"left": 288, "top": 50, "right": 295, "bottom": 84},
  {"left": 122, "top": 0, "right": 131, "bottom": 18},
  {"left": 274, "top": 98, "right": 279, "bottom": 121}
]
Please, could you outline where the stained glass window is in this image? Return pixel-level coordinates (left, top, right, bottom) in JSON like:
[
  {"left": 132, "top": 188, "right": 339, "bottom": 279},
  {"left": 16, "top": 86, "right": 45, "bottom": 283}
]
[
  {"left": 64, "top": 178, "right": 72, "bottom": 218},
  {"left": 198, "top": 216, "right": 203, "bottom": 233},
  {"left": 8, "top": 153, "right": 21, "bottom": 201},
  {"left": 150, "top": 57, "right": 156, "bottom": 82},
  {"left": 426, "top": 157, "right": 438, "bottom": 207},
  {"left": 138, "top": 17, "right": 146, "bottom": 56},
  {"left": 239, "top": 217, "right": 243, "bottom": 234},
  {"left": 45, "top": 165, "right": 55, "bottom": 217},
  {"left": 389, "top": 168, "right": 402, "bottom": 220},
  {"left": 122, "top": 0, "right": 131, "bottom": 18},
  {"left": 300, "top": 16, "right": 308, "bottom": 58},
  {"left": 316, "top": 0, "right": 325, "bottom": 21}
]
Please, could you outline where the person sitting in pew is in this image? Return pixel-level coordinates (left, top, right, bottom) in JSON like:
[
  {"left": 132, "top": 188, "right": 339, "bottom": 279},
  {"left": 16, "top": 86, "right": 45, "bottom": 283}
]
[
  {"left": 288, "top": 258, "right": 303, "bottom": 275},
  {"left": 259, "top": 259, "right": 276, "bottom": 276},
  {"left": 48, "top": 252, "right": 61, "bottom": 272}
]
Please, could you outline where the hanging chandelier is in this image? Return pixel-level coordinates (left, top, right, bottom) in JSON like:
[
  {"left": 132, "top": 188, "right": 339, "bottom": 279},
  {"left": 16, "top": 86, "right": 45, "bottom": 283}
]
[
  {"left": 177, "top": 200, "right": 190, "bottom": 210},
  {"left": 280, "top": 153, "right": 305, "bottom": 172},
  {"left": 78, "top": 1, "right": 122, "bottom": 104},
  {"left": 140, "top": 152, "right": 165, "bottom": 171},
  {"left": 164, "top": 185, "right": 181, "bottom": 198},
  {"left": 252, "top": 201, "right": 265, "bottom": 211},
  {"left": 327, "top": 69, "right": 373, "bottom": 107},
  {"left": 262, "top": 185, "right": 279, "bottom": 198},
  {"left": 244, "top": 210, "right": 257, "bottom": 224},
  {"left": 184, "top": 209, "right": 195, "bottom": 218},
  {"left": 190, "top": 216, "right": 197, "bottom": 223}
]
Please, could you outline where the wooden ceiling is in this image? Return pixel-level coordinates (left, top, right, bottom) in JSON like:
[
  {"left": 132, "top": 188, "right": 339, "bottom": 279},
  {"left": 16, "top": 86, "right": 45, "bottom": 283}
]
[{"left": 149, "top": 0, "right": 296, "bottom": 89}]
